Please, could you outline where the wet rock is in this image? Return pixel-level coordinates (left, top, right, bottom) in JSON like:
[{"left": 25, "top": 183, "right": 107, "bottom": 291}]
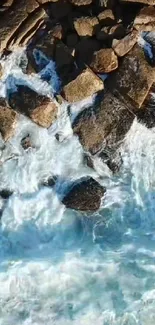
[
  {"left": 134, "top": 6, "right": 155, "bottom": 32},
  {"left": 90, "top": 48, "right": 118, "bottom": 73},
  {"left": 9, "top": 85, "right": 58, "bottom": 128},
  {"left": 75, "top": 38, "right": 100, "bottom": 65},
  {"left": 73, "top": 91, "right": 134, "bottom": 154},
  {"left": 99, "top": 150, "right": 123, "bottom": 173},
  {"left": 62, "top": 67, "right": 104, "bottom": 103},
  {"left": 69, "top": 0, "right": 92, "bottom": 5},
  {"left": 112, "top": 30, "right": 138, "bottom": 57},
  {"left": 74, "top": 16, "right": 99, "bottom": 37},
  {"left": 62, "top": 177, "right": 105, "bottom": 212},
  {"left": 42, "top": 176, "right": 57, "bottom": 187},
  {"left": 50, "top": 24, "right": 64, "bottom": 40},
  {"left": 0, "top": 189, "right": 13, "bottom": 199},
  {"left": 107, "top": 44, "right": 155, "bottom": 109},
  {"left": 96, "top": 24, "right": 125, "bottom": 41},
  {"left": 98, "top": 9, "right": 115, "bottom": 26},
  {"left": 21, "top": 134, "right": 33, "bottom": 150},
  {"left": 0, "top": 98, "right": 17, "bottom": 141}
]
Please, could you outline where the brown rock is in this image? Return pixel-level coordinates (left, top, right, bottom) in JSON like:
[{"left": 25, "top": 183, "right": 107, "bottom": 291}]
[
  {"left": 37, "top": 0, "right": 59, "bottom": 3},
  {"left": 73, "top": 91, "right": 134, "bottom": 154},
  {"left": 0, "top": 64, "right": 3, "bottom": 78},
  {"left": 0, "top": 98, "right": 17, "bottom": 141},
  {"left": 112, "top": 30, "right": 139, "bottom": 57},
  {"left": 62, "top": 68, "right": 104, "bottom": 103},
  {"left": 74, "top": 16, "right": 99, "bottom": 37},
  {"left": 120, "top": 0, "right": 155, "bottom": 5},
  {"left": 75, "top": 38, "right": 100, "bottom": 65},
  {"left": 50, "top": 24, "right": 63, "bottom": 40},
  {"left": 69, "top": 0, "right": 92, "bottom": 5},
  {"left": 62, "top": 177, "right": 105, "bottom": 212},
  {"left": 98, "top": 9, "right": 115, "bottom": 26},
  {"left": 9, "top": 85, "right": 58, "bottom": 128},
  {"left": 107, "top": 44, "right": 155, "bottom": 108},
  {"left": 134, "top": 6, "right": 155, "bottom": 32},
  {"left": 0, "top": 0, "right": 40, "bottom": 52},
  {"left": 90, "top": 48, "right": 118, "bottom": 73},
  {"left": 96, "top": 24, "right": 125, "bottom": 41}
]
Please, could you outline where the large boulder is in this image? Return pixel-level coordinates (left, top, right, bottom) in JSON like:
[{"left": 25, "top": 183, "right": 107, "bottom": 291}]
[
  {"left": 74, "top": 16, "right": 99, "bottom": 37},
  {"left": 62, "top": 68, "right": 104, "bottom": 103},
  {"left": 90, "top": 48, "right": 118, "bottom": 73},
  {"left": 0, "top": 98, "right": 18, "bottom": 141},
  {"left": 107, "top": 44, "right": 155, "bottom": 109},
  {"left": 73, "top": 91, "right": 134, "bottom": 154},
  {"left": 9, "top": 85, "right": 58, "bottom": 128},
  {"left": 134, "top": 6, "right": 155, "bottom": 32},
  {"left": 112, "top": 30, "right": 139, "bottom": 57},
  {"left": 62, "top": 177, "right": 106, "bottom": 212}
]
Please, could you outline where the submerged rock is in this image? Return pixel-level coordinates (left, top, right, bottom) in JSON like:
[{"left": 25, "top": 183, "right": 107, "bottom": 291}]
[
  {"left": 73, "top": 91, "right": 134, "bottom": 154},
  {"left": 0, "top": 98, "right": 17, "bottom": 141},
  {"left": 62, "top": 177, "right": 105, "bottom": 212},
  {"left": 9, "top": 85, "right": 58, "bottom": 128},
  {"left": 62, "top": 67, "right": 104, "bottom": 102}
]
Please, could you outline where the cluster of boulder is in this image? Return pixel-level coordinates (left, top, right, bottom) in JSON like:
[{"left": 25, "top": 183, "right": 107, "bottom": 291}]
[{"left": 0, "top": 0, "right": 155, "bottom": 212}]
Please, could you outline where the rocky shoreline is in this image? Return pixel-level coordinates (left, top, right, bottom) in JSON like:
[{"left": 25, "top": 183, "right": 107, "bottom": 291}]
[{"left": 0, "top": 0, "right": 155, "bottom": 212}]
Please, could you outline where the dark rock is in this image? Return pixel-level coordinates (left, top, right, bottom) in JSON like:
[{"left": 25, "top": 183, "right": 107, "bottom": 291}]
[
  {"left": 66, "top": 33, "right": 79, "bottom": 47},
  {"left": 0, "top": 97, "right": 17, "bottom": 141},
  {"left": 21, "top": 134, "right": 33, "bottom": 150},
  {"left": 62, "top": 177, "right": 105, "bottom": 212},
  {"left": 98, "top": 9, "right": 115, "bottom": 26},
  {"left": 9, "top": 85, "right": 58, "bottom": 128},
  {"left": 0, "top": 189, "right": 13, "bottom": 199},
  {"left": 96, "top": 24, "right": 125, "bottom": 42},
  {"left": 48, "top": 0, "right": 71, "bottom": 19},
  {"left": 73, "top": 91, "right": 134, "bottom": 154},
  {"left": 42, "top": 176, "right": 57, "bottom": 187}
]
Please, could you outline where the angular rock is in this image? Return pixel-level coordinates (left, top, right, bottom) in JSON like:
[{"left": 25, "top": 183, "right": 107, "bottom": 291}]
[
  {"left": 107, "top": 44, "right": 155, "bottom": 109},
  {"left": 69, "top": 0, "right": 92, "bottom": 5},
  {"left": 62, "top": 68, "right": 104, "bottom": 103},
  {"left": 96, "top": 24, "right": 125, "bottom": 41},
  {"left": 0, "top": 98, "right": 17, "bottom": 141},
  {"left": 112, "top": 30, "right": 138, "bottom": 57},
  {"left": 73, "top": 91, "right": 134, "bottom": 154},
  {"left": 90, "top": 48, "right": 118, "bottom": 73},
  {"left": 75, "top": 38, "right": 100, "bottom": 65},
  {"left": 134, "top": 6, "right": 155, "bottom": 32},
  {"left": 120, "top": 0, "right": 155, "bottom": 5},
  {"left": 0, "top": 0, "right": 40, "bottom": 52},
  {"left": 9, "top": 85, "right": 58, "bottom": 128},
  {"left": 98, "top": 9, "right": 115, "bottom": 26},
  {"left": 74, "top": 16, "right": 99, "bottom": 37},
  {"left": 66, "top": 33, "right": 79, "bottom": 48},
  {"left": 62, "top": 177, "right": 105, "bottom": 212}
]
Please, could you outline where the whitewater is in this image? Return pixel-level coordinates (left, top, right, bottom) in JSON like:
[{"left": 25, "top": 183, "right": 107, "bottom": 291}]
[{"left": 0, "top": 41, "right": 155, "bottom": 325}]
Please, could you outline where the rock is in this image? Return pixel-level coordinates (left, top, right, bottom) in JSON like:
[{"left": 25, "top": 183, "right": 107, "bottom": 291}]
[
  {"left": 62, "top": 177, "right": 105, "bottom": 212},
  {"left": 42, "top": 176, "right": 57, "bottom": 187},
  {"left": 0, "top": 98, "right": 17, "bottom": 141},
  {"left": 75, "top": 38, "right": 100, "bottom": 65},
  {"left": 73, "top": 91, "right": 134, "bottom": 154},
  {"left": 69, "top": 0, "right": 92, "bottom": 5},
  {"left": 21, "top": 134, "right": 33, "bottom": 150},
  {"left": 90, "top": 48, "right": 118, "bottom": 73},
  {"left": 99, "top": 0, "right": 115, "bottom": 7},
  {"left": 134, "top": 6, "right": 155, "bottom": 32},
  {"left": 0, "top": 64, "right": 3, "bottom": 78},
  {"left": 96, "top": 24, "right": 125, "bottom": 41},
  {"left": 50, "top": 24, "right": 64, "bottom": 40},
  {"left": 74, "top": 16, "right": 99, "bottom": 37},
  {"left": 98, "top": 9, "right": 115, "bottom": 26},
  {"left": 48, "top": 0, "right": 71, "bottom": 19},
  {"left": 37, "top": 0, "right": 59, "bottom": 3},
  {"left": 9, "top": 85, "right": 58, "bottom": 128},
  {"left": 0, "top": 0, "right": 45, "bottom": 52},
  {"left": 120, "top": 0, "right": 155, "bottom": 5},
  {"left": 0, "top": 189, "right": 13, "bottom": 199},
  {"left": 112, "top": 30, "right": 139, "bottom": 57},
  {"left": 62, "top": 68, "right": 104, "bottom": 103},
  {"left": 107, "top": 44, "right": 155, "bottom": 108}
]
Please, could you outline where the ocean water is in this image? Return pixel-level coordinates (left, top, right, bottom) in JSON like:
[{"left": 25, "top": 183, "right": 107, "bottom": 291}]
[{"left": 0, "top": 45, "right": 155, "bottom": 325}]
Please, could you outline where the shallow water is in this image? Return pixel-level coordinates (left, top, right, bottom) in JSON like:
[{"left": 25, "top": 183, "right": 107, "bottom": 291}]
[{"left": 0, "top": 47, "right": 155, "bottom": 325}]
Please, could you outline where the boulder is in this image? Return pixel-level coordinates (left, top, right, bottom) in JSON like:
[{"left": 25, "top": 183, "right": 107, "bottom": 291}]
[
  {"left": 120, "top": 0, "right": 155, "bottom": 5},
  {"left": 107, "top": 44, "right": 155, "bottom": 109},
  {"left": 112, "top": 30, "right": 138, "bottom": 57},
  {"left": 98, "top": 9, "right": 115, "bottom": 26},
  {"left": 73, "top": 91, "right": 134, "bottom": 154},
  {"left": 69, "top": 0, "right": 92, "bottom": 5},
  {"left": 96, "top": 24, "right": 125, "bottom": 41},
  {"left": 62, "top": 68, "right": 104, "bottom": 103},
  {"left": 62, "top": 177, "right": 105, "bottom": 212},
  {"left": 74, "top": 16, "right": 99, "bottom": 37},
  {"left": 9, "top": 85, "right": 58, "bottom": 128},
  {"left": 0, "top": 98, "right": 17, "bottom": 141},
  {"left": 75, "top": 38, "right": 100, "bottom": 65},
  {"left": 134, "top": 6, "right": 155, "bottom": 32},
  {"left": 90, "top": 48, "right": 118, "bottom": 73}
]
